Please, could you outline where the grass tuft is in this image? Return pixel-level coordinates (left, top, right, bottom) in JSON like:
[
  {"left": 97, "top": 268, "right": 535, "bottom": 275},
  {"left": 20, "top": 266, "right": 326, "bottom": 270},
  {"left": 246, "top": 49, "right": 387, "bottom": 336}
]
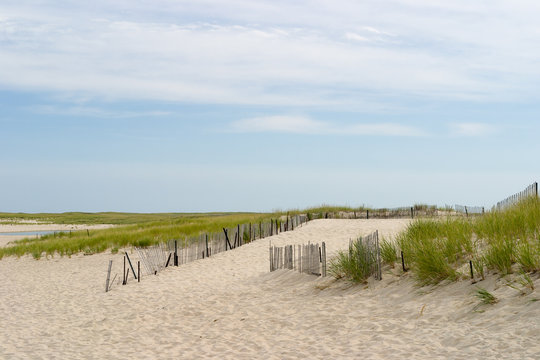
[
  {"left": 475, "top": 287, "right": 498, "bottom": 305},
  {"left": 329, "top": 237, "right": 377, "bottom": 283}
]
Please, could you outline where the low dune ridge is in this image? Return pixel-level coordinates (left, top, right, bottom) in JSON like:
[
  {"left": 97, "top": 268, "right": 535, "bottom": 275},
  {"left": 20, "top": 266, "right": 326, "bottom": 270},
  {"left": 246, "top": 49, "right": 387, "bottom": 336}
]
[
  {"left": 0, "top": 219, "right": 538, "bottom": 359},
  {"left": 0, "top": 224, "right": 114, "bottom": 248}
]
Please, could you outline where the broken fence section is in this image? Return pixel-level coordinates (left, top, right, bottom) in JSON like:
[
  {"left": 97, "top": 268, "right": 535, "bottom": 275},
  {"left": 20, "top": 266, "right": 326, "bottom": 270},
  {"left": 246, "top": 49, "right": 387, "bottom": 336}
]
[{"left": 269, "top": 242, "right": 327, "bottom": 277}]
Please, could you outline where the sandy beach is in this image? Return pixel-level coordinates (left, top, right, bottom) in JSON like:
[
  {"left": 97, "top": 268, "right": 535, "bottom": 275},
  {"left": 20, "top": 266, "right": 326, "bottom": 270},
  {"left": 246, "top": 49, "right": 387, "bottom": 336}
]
[{"left": 0, "top": 219, "right": 538, "bottom": 359}]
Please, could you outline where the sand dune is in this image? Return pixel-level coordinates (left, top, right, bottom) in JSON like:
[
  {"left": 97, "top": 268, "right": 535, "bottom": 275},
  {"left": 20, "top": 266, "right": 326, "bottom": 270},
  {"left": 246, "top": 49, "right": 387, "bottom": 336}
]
[{"left": 0, "top": 219, "right": 538, "bottom": 359}]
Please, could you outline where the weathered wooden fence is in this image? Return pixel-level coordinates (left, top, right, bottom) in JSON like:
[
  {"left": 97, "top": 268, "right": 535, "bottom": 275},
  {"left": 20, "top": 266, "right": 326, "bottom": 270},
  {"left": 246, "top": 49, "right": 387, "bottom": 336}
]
[
  {"left": 496, "top": 182, "right": 538, "bottom": 210},
  {"left": 455, "top": 205, "right": 485, "bottom": 216},
  {"left": 349, "top": 230, "right": 382, "bottom": 281},
  {"left": 106, "top": 215, "right": 310, "bottom": 291},
  {"left": 309, "top": 206, "right": 437, "bottom": 220},
  {"left": 269, "top": 242, "right": 327, "bottom": 277}
]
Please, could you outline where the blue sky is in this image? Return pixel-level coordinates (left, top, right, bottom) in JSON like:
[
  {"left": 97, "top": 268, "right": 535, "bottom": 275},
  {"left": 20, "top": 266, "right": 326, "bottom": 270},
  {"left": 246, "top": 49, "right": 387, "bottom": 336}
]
[{"left": 1, "top": 0, "right": 540, "bottom": 212}]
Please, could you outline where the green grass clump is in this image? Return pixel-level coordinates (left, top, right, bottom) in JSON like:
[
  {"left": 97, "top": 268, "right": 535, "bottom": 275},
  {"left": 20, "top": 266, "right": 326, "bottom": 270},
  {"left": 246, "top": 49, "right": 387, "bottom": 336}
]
[
  {"left": 396, "top": 196, "right": 540, "bottom": 285},
  {"left": 380, "top": 238, "right": 398, "bottom": 266},
  {"left": 329, "top": 237, "right": 378, "bottom": 283},
  {"left": 475, "top": 287, "right": 498, "bottom": 305},
  {"left": 396, "top": 218, "right": 471, "bottom": 284}
]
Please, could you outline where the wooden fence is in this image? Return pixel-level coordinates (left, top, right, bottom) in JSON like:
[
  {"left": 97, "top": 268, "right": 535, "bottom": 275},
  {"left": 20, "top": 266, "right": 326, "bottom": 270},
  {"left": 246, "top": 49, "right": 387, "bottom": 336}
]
[
  {"left": 349, "top": 230, "right": 382, "bottom": 281},
  {"left": 496, "top": 182, "right": 538, "bottom": 210},
  {"left": 269, "top": 242, "right": 327, "bottom": 277},
  {"left": 105, "top": 215, "right": 309, "bottom": 291},
  {"left": 310, "top": 206, "right": 437, "bottom": 220},
  {"left": 454, "top": 205, "right": 485, "bottom": 216}
]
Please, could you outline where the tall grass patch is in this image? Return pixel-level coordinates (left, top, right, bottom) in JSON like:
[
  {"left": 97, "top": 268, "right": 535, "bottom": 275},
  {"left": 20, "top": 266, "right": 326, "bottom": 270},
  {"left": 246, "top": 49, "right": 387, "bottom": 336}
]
[
  {"left": 329, "top": 234, "right": 380, "bottom": 283},
  {"left": 397, "top": 197, "right": 540, "bottom": 284}
]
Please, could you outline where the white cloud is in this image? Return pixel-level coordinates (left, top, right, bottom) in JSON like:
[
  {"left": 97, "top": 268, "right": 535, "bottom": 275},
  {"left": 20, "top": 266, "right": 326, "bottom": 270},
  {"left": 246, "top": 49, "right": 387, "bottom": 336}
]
[
  {"left": 31, "top": 105, "right": 170, "bottom": 118},
  {"left": 1, "top": 1, "right": 540, "bottom": 106},
  {"left": 345, "top": 32, "right": 370, "bottom": 42},
  {"left": 231, "top": 116, "right": 426, "bottom": 136},
  {"left": 450, "top": 123, "right": 496, "bottom": 137}
]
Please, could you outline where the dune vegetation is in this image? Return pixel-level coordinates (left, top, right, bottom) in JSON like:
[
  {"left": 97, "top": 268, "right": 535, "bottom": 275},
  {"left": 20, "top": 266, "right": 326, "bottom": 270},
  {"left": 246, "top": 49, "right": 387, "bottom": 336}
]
[
  {"left": 0, "top": 213, "right": 273, "bottom": 259},
  {"left": 0, "top": 205, "right": 372, "bottom": 260},
  {"left": 394, "top": 196, "right": 540, "bottom": 285}
]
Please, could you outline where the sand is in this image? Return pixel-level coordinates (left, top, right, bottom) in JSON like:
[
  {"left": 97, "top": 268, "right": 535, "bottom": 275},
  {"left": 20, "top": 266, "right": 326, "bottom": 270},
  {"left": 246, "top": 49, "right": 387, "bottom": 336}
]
[
  {"left": 0, "top": 224, "right": 114, "bottom": 248},
  {"left": 0, "top": 219, "right": 538, "bottom": 359}
]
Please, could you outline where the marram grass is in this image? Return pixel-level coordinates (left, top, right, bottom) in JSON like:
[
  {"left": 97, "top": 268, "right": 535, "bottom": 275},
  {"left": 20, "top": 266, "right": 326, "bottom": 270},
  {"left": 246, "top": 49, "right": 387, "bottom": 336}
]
[
  {"left": 397, "top": 196, "right": 540, "bottom": 285},
  {"left": 0, "top": 213, "right": 277, "bottom": 260}
]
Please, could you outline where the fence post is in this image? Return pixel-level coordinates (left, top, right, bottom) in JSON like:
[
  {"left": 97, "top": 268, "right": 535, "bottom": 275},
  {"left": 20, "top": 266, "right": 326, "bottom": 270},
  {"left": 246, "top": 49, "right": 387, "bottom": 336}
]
[
  {"left": 223, "top": 228, "right": 232, "bottom": 250},
  {"left": 174, "top": 240, "right": 178, "bottom": 266},
  {"left": 401, "top": 251, "right": 407, "bottom": 272},
  {"left": 377, "top": 230, "right": 382, "bottom": 280},
  {"left": 125, "top": 252, "right": 137, "bottom": 279},
  {"left": 321, "top": 242, "right": 327, "bottom": 277},
  {"left": 122, "top": 255, "right": 126, "bottom": 285},
  {"left": 105, "top": 260, "right": 113, "bottom": 292},
  {"left": 137, "top": 261, "right": 140, "bottom": 283},
  {"left": 411, "top": 207, "right": 414, "bottom": 219}
]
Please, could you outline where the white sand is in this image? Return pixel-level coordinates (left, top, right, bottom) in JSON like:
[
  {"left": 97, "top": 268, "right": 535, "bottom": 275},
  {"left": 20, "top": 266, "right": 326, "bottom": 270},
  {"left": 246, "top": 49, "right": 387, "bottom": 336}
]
[
  {"left": 0, "top": 219, "right": 538, "bottom": 359},
  {"left": 0, "top": 224, "right": 114, "bottom": 247}
]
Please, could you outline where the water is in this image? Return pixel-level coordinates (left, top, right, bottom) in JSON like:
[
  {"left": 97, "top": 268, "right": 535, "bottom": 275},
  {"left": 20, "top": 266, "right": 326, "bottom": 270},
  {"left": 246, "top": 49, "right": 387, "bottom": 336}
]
[{"left": 0, "top": 231, "right": 67, "bottom": 237}]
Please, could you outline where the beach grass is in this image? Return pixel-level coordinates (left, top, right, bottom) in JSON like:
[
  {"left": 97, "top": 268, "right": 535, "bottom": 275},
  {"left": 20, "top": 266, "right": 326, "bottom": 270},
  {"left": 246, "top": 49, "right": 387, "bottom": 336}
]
[
  {"left": 475, "top": 287, "right": 498, "bottom": 305},
  {"left": 0, "top": 212, "right": 277, "bottom": 259},
  {"left": 397, "top": 196, "right": 540, "bottom": 285},
  {"left": 329, "top": 239, "right": 376, "bottom": 283},
  {"left": 0, "top": 211, "right": 244, "bottom": 225}
]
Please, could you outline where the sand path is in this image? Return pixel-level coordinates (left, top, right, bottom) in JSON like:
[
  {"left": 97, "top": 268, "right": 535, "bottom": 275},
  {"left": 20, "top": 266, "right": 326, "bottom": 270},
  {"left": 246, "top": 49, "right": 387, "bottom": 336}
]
[{"left": 0, "top": 219, "right": 538, "bottom": 359}]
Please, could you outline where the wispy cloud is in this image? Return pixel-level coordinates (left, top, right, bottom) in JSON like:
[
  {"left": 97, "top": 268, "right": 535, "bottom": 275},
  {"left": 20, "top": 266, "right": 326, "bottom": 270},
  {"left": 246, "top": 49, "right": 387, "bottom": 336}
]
[
  {"left": 345, "top": 32, "right": 370, "bottom": 42},
  {"left": 450, "top": 122, "right": 497, "bottom": 137},
  {"left": 0, "top": 1, "right": 540, "bottom": 106},
  {"left": 231, "top": 116, "right": 426, "bottom": 136},
  {"left": 31, "top": 105, "right": 170, "bottom": 118}
]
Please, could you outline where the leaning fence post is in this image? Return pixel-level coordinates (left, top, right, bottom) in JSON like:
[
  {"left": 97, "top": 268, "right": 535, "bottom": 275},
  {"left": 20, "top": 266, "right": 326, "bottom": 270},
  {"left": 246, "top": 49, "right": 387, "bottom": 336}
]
[
  {"left": 223, "top": 228, "right": 232, "bottom": 250},
  {"left": 137, "top": 261, "right": 140, "bottom": 283},
  {"left": 469, "top": 260, "right": 474, "bottom": 280},
  {"left": 105, "top": 260, "right": 113, "bottom": 292},
  {"left": 401, "top": 251, "right": 407, "bottom": 272},
  {"left": 125, "top": 252, "right": 137, "bottom": 279}
]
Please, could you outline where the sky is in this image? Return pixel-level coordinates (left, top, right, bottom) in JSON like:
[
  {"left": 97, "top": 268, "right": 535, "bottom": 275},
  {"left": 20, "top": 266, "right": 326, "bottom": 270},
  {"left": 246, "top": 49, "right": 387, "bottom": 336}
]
[{"left": 1, "top": 0, "right": 540, "bottom": 213}]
